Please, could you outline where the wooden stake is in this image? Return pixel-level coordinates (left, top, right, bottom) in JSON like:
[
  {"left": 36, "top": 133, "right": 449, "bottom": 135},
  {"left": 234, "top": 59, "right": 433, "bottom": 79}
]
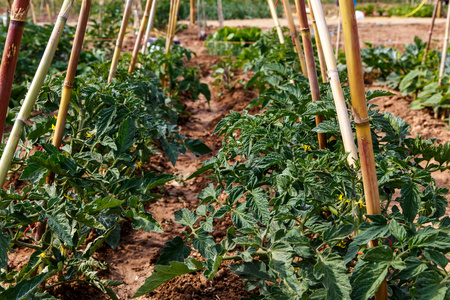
[
  {"left": 438, "top": 3, "right": 450, "bottom": 86},
  {"left": 306, "top": 0, "right": 327, "bottom": 83},
  {"left": 309, "top": 0, "right": 357, "bottom": 167},
  {"left": 107, "top": 0, "right": 133, "bottom": 84},
  {"left": 129, "top": 0, "right": 154, "bottom": 73},
  {"left": 30, "top": 0, "right": 37, "bottom": 24},
  {"left": 141, "top": 0, "right": 157, "bottom": 54},
  {"left": 165, "top": 0, "right": 181, "bottom": 55},
  {"left": 423, "top": 0, "right": 439, "bottom": 64},
  {"left": 335, "top": 12, "right": 341, "bottom": 59},
  {"left": 281, "top": 0, "right": 308, "bottom": 77},
  {"left": 0, "top": 0, "right": 74, "bottom": 188},
  {"left": 0, "top": 0, "right": 30, "bottom": 143},
  {"left": 338, "top": 0, "right": 387, "bottom": 297},
  {"left": 295, "top": 0, "right": 326, "bottom": 149},
  {"left": 267, "top": 0, "right": 285, "bottom": 43},
  {"left": 190, "top": 0, "right": 195, "bottom": 25},
  {"left": 217, "top": 0, "right": 224, "bottom": 28},
  {"left": 45, "top": 0, "right": 52, "bottom": 23}
]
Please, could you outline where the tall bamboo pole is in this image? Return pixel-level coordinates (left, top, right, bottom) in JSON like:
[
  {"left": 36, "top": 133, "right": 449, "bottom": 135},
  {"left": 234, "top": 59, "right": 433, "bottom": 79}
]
[
  {"left": 30, "top": 0, "right": 37, "bottom": 24},
  {"left": 107, "top": 0, "right": 133, "bottom": 83},
  {"left": 281, "top": 0, "right": 308, "bottom": 77},
  {"left": 45, "top": 0, "right": 52, "bottom": 24},
  {"left": 141, "top": 0, "right": 157, "bottom": 54},
  {"left": 309, "top": 0, "right": 357, "bottom": 167},
  {"left": 267, "top": 0, "right": 285, "bottom": 43},
  {"left": 306, "top": 0, "right": 327, "bottom": 83},
  {"left": 129, "top": 0, "right": 154, "bottom": 73},
  {"left": 0, "top": 0, "right": 30, "bottom": 143},
  {"left": 295, "top": 0, "right": 326, "bottom": 149},
  {"left": 0, "top": 0, "right": 74, "bottom": 188},
  {"left": 335, "top": 13, "right": 341, "bottom": 59},
  {"left": 165, "top": 0, "right": 181, "bottom": 55},
  {"left": 338, "top": 0, "right": 387, "bottom": 298},
  {"left": 46, "top": 0, "right": 91, "bottom": 185},
  {"left": 423, "top": 0, "right": 439, "bottom": 64},
  {"left": 438, "top": 4, "right": 450, "bottom": 86},
  {"left": 217, "top": 0, "right": 224, "bottom": 28},
  {"left": 190, "top": 0, "right": 195, "bottom": 25}
]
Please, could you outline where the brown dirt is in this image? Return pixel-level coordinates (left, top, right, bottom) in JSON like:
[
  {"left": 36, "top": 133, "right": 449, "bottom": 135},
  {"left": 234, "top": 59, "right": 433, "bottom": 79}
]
[{"left": 5, "top": 18, "right": 450, "bottom": 300}]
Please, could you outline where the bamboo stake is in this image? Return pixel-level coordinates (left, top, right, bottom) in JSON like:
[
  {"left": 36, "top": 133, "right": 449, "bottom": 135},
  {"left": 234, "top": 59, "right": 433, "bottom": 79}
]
[
  {"left": 129, "top": 0, "right": 153, "bottom": 73},
  {"left": 281, "top": 0, "right": 308, "bottom": 77},
  {"left": 99, "top": 0, "right": 103, "bottom": 36},
  {"left": 30, "top": 0, "right": 37, "bottom": 24},
  {"left": 217, "top": 0, "right": 224, "bottom": 28},
  {"left": 107, "top": 0, "right": 133, "bottom": 84},
  {"left": 46, "top": 0, "right": 91, "bottom": 185},
  {"left": 165, "top": 0, "right": 181, "bottom": 55},
  {"left": 0, "top": 0, "right": 74, "bottom": 188},
  {"left": 197, "top": 0, "right": 201, "bottom": 37},
  {"left": 306, "top": 0, "right": 327, "bottom": 82},
  {"left": 309, "top": 0, "right": 357, "bottom": 167},
  {"left": 437, "top": 0, "right": 442, "bottom": 18},
  {"left": 202, "top": 0, "right": 206, "bottom": 34},
  {"left": 141, "top": 0, "right": 157, "bottom": 54},
  {"left": 335, "top": 12, "right": 341, "bottom": 59},
  {"left": 438, "top": 3, "right": 450, "bottom": 86},
  {"left": 45, "top": 0, "right": 52, "bottom": 24},
  {"left": 267, "top": 0, "right": 285, "bottom": 43},
  {"left": 423, "top": 0, "right": 439, "bottom": 64},
  {"left": 338, "top": 0, "right": 388, "bottom": 298},
  {"left": 190, "top": 0, "right": 195, "bottom": 25},
  {"left": 295, "top": 0, "right": 326, "bottom": 149},
  {"left": 0, "top": 0, "right": 30, "bottom": 143}
]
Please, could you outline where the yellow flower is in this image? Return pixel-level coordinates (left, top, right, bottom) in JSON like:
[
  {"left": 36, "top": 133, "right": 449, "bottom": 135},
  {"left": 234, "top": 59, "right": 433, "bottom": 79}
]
[
  {"left": 60, "top": 246, "right": 66, "bottom": 257},
  {"left": 136, "top": 161, "right": 142, "bottom": 170},
  {"left": 357, "top": 199, "right": 366, "bottom": 208},
  {"left": 338, "top": 194, "right": 350, "bottom": 203},
  {"left": 301, "top": 145, "right": 311, "bottom": 151},
  {"left": 38, "top": 252, "right": 51, "bottom": 259},
  {"left": 51, "top": 124, "right": 56, "bottom": 131},
  {"left": 86, "top": 132, "right": 93, "bottom": 138},
  {"left": 53, "top": 115, "right": 58, "bottom": 120},
  {"left": 64, "top": 194, "right": 75, "bottom": 201},
  {"left": 336, "top": 239, "right": 348, "bottom": 248}
]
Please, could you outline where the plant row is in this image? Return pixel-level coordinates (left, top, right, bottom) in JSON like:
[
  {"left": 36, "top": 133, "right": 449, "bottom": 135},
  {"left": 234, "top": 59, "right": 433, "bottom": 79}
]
[
  {"left": 136, "top": 28, "right": 450, "bottom": 299},
  {"left": 0, "top": 38, "right": 210, "bottom": 299}
]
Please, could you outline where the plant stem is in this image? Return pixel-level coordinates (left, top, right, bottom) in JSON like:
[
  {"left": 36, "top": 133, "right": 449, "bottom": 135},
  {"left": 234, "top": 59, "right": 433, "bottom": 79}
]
[
  {"left": 338, "top": 0, "right": 386, "bottom": 298},
  {"left": 309, "top": 0, "right": 357, "bottom": 167},
  {"left": 129, "top": 0, "right": 153, "bottom": 73},
  {"left": 267, "top": 0, "right": 285, "bottom": 44},
  {"left": 0, "top": 0, "right": 74, "bottom": 188},
  {"left": 280, "top": 0, "right": 307, "bottom": 77},
  {"left": 0, "top": 0, "right": 31, "bottom": 143},
  {"left": 107, "top": 0, "right": 133, "bottom": 84},
  {"left": 12, "top": 239, "right": 43, "bottom": 251},
  {"left": 295, "top": 0, "right": 326, "bottom": 149}
]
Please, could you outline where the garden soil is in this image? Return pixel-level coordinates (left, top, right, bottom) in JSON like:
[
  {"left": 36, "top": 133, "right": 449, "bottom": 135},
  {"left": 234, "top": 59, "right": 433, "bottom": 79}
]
[{"left": 6, "top": 19, "right": 450, "bottom": 299}]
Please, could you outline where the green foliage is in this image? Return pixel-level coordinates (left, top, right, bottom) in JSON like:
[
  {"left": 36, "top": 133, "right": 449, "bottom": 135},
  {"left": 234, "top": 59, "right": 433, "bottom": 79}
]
[
  {"left": 206, "top": 26, "right": 262, "bottom": 56},
  {"left": 387, "top": 4, "right": 434, "bottom": 18},
  {"left": 137, "top": 28, "right": 450, "bottom": 299}
]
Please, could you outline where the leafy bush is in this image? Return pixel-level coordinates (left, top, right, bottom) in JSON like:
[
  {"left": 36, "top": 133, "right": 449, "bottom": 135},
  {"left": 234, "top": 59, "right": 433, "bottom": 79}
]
[
  {"left": 206, "top": 26, "right": 262, "bottom": 56},
  {"left": 387, "top": 4, "right": 434, "bottom": 17}
]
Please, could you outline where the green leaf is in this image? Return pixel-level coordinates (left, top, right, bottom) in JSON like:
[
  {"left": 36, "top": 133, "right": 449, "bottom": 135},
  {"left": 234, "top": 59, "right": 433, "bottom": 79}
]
[
  {"left": 185, "top": 139, "right": 212, "bottom": 156},
  {"left": 322, "top": 224, "right": 353, "bottom": 244},
  {"left": 412, "top": 271, "right": 447, "bottom": 300},
  {"left": 85, "top": 196, "right": 125, "bottom": 213},
  {"left": 96, "top": 106, "right": 116, "bottom": 138},
  {"left": 424, "top": 249, "right": 448, "bottom": 270},
  {"left": 312, "top": 120, "right": 340, "bottom": 134},
  {"left": 389, "top": 219, "right": 407, "bottom": 243},
  {"left": 0, "top": 233, "right": 10, "bottom": 269},
  {"left": 314, "top": 252, "right": 351, "bottom": 300},
  {"left": 246, "top": 188, "right": 270, "bottom": 225},
  {"left": 365, "top": 90, "right": 395, "bottom": 101},
  {"left": 351, "top": 247, "right": 392, "bottom": 300},
  {"left": 131, "top": 205, "right": 163, "bottom": 233},
  {"left": 116, "top": 117, "right": 136, "bottom": 154},
  {"left": 408, "top": 227, "right": 439, "bottom": 249},
  {"left": 192, "top": 228, "right": 215, "bottom": 257},
  {"left": 74, "top": 212, "right": 107, "bottom": 230},
  {"left": 186, "top": 162, "right": 215, "bottom": 180},
  {"left": 396, "top": 257, "right": 428, "bottom": 280},
  {"left": 174, "top": 208, "right": 198, "bottom": 227},
  {"left": 157, "top": 236, "right": 191, "bottom": 265},
  {"left": 0, "top": 272, "right": 47, "bottom": 300},
  {"left": 400, "top": 181, "right": 421, "bottom": 222},
  {"left": 46, "top": 213, "right": 74, "bottom": 247},
  {"left": 213, "top": 205, "right": 231, "bottom": 219},
  {"left": 197, "top": 183, "right": 220, "bottom": 203},
  {"left": 232, "top": 203, "right": 258, "bottom": 229},
  {"left": 270, "top": 242, "right": 304, "bottom": 296},
  {"left": 229, "top": 261, "right": 276, "bottom": 281},
  {"left": 133, "top": 259, "right": 204, "bottom": 297},
  {"left": 144, "top": 173, "right": 176, "bottom": 191}
]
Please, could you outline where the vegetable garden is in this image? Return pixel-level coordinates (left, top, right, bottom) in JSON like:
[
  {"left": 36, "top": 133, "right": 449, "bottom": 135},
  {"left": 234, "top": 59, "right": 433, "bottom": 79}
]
[{"left": 1, "top": 0, "right": 450, "bottom": 299}]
